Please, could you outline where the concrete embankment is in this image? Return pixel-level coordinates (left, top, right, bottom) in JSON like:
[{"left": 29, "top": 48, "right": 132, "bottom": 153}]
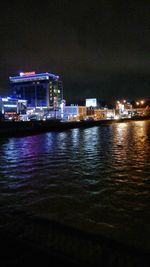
[{"left": 0, "top": 210, "right": 149, "bottom": 266}]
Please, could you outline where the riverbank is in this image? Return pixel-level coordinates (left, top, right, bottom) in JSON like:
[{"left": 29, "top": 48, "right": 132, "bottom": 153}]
[{"left": 0, "top": 116, "right": 150, "bottom": 137}]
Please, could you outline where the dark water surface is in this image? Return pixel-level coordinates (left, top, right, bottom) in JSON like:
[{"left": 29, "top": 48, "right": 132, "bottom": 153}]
[{"left": 0, "top": 120, "right": 150, "bottom": 251}]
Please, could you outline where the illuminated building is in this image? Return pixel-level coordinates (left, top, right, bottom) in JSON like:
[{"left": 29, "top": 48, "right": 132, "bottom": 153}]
[
  {"left": 115, "top": 100, "right": 133, "bottom": 118},
  {"left": 9, "top": 72, "right": 63, "bottom": 110},
  {"left": 0, "top": 97, "right": 27, "bottom": 116},
  {"left": 94, "top": 108, "right": 115, "bottom": 119},
  {"left": 63, "top": 106, "right": 86, "bottom": 121}
]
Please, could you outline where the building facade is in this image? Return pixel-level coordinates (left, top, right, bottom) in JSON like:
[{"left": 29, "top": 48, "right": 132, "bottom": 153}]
[
  {"left": 9, "top": 72, "right": 63, "bottom": 110},
  {"left": 62, "top": 106, "right": 87, "bottom": 121},
  {"left": 0, "top": 97, "right": 27, "bottom": 117}
]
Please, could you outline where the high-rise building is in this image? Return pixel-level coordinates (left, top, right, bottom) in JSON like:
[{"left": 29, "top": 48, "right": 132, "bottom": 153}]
[{"left": 9, "top": 72, "right": 63, "bottom": 110}]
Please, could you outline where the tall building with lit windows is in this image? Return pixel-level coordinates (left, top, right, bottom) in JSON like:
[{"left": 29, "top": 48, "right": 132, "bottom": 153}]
[{"left": 9, "top": 72, "right": 63, "bottom": 110}]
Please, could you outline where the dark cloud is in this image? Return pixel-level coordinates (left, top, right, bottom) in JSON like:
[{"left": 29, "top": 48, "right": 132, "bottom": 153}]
[{"left": 0, "top": 1, "right": 150, "bottom": 101}]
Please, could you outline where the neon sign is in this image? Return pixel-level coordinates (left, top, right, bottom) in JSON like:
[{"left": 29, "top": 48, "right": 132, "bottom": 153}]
[{"left": 20, "top": 71, "right": 35, "bottom": 76}]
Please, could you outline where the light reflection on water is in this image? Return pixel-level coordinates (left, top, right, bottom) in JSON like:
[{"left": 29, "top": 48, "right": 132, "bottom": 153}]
[{"left": 0, "top": 120, "right": 150, "bottom": 249}]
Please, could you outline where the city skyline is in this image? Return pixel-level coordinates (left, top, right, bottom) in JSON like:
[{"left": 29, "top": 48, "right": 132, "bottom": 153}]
[{"left": 0, "top": 1, "right": 149, "bottom": 102}]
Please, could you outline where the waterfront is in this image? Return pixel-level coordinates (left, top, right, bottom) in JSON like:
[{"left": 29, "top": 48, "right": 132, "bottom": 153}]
[{"left": 0, "top": 120, "right": 150, "bottom": 264}]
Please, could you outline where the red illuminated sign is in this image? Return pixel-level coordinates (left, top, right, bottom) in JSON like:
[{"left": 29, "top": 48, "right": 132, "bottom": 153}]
[{"left": 5, "top": 112, "right": 17, "bottom": 115}]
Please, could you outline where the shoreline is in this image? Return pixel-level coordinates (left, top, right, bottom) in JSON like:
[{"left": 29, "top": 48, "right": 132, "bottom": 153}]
[{"left": 0, "top": 116, "right": 150, "bottom": 138}]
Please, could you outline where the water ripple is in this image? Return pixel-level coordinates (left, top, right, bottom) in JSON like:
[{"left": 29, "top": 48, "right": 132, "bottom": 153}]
[{"left": 0, "top": 121, "right": 150, "bottom": 249}]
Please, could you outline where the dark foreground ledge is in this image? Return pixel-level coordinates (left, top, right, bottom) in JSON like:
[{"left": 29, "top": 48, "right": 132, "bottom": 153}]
[{"left": 0, "top": 210, "right": 150, "bottom": 267}]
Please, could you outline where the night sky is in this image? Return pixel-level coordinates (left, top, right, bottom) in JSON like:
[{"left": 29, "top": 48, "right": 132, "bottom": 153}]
[{"left": 0, "top": 1, "right": 150, "bottom": 103}]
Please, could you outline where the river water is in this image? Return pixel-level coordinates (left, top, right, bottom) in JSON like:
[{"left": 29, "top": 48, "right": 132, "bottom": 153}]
[{"left": 0, "top": 120, "right": 150, "bottom": 251}]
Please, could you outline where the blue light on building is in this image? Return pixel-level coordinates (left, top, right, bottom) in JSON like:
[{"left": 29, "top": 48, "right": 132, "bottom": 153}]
[{"left": 9, "top": 72, "right": 63, "bottom": 109}]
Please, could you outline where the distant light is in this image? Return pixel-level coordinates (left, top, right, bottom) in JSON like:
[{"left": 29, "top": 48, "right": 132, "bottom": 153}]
[
  {"left": 18, "top": 100, "right": 27, "bottom": 103},
  {"left": 4, "top": 104, "right": 17, "bottom": 107},
  {"left": 114, "top": 115, "right": 120, "bottom": 120},
  {"left": 20, "top": 71, "right": 36, "bottom": 76},
  {"left": 2, "top": 98, "right": 9, "bottom": 101},
  {"left": 140, "top": 100, "right": 144, "bottom": 105},
  {"left": 36, "top": 106, "right": 47, "bottom": 109},
  {"left": 86, "top": 98, "right": 97, "bottom": 107},
  {"left": 136, "top": 102, "right": 139, "bottom": 105}
]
